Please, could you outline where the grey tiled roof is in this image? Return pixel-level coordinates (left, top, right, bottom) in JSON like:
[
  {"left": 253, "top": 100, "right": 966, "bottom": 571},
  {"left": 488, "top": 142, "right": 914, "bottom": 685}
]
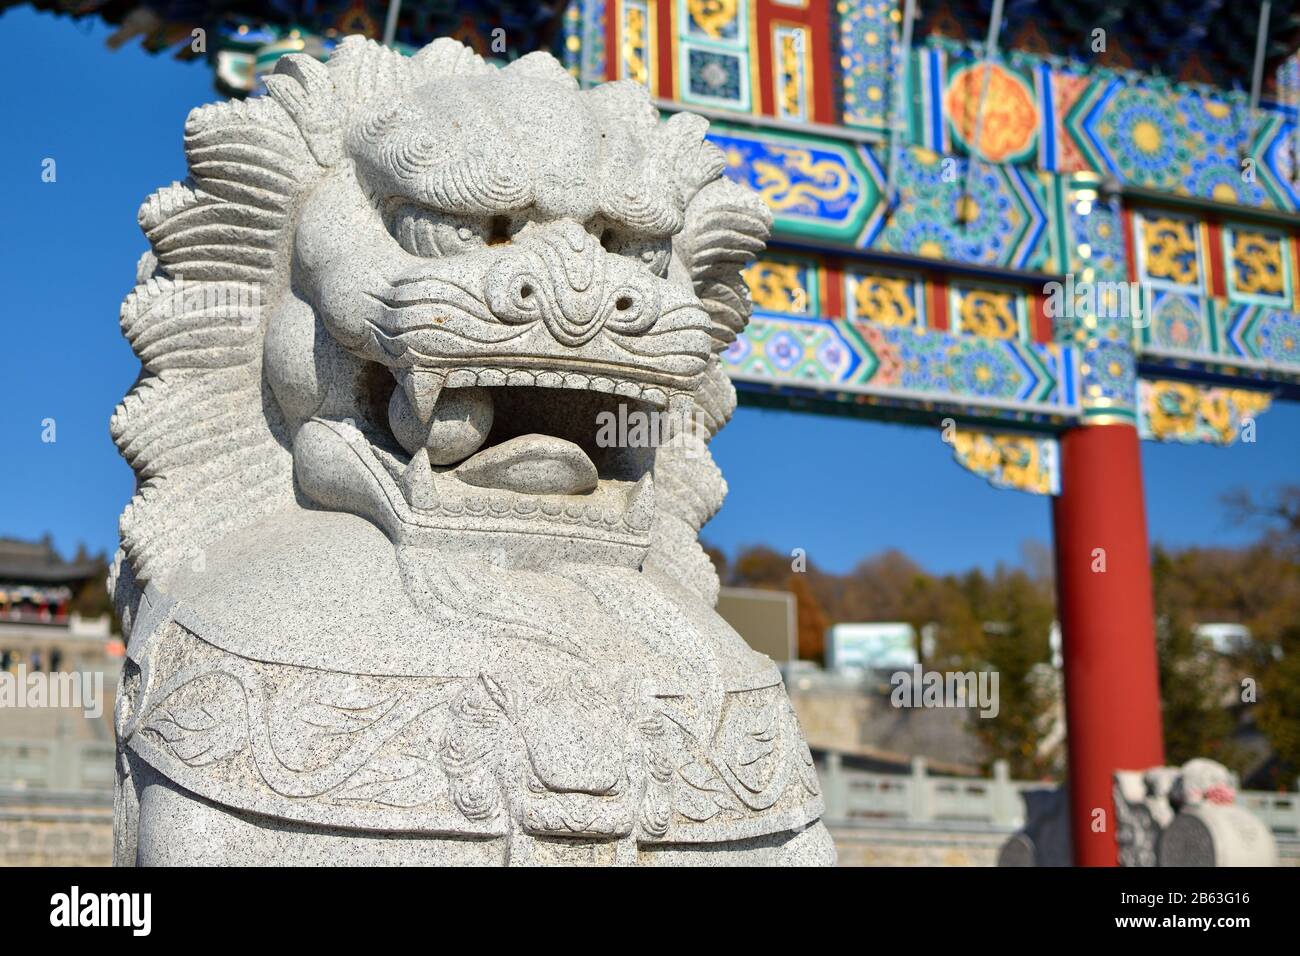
[{"left": 0, "top": 537, "right": 104, "bottom": 585}]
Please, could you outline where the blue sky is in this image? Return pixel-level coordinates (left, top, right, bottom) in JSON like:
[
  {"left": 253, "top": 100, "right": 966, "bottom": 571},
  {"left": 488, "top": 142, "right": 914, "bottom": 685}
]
[{"left": 1, "top": 8, "right": 1296, "bottom": 575}]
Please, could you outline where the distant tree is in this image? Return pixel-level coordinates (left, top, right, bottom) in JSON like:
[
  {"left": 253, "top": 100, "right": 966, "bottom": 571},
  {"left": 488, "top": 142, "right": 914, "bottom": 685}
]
[
  {"left": 835, "top": 549, "right": 929, "bottom": 622},
  {"left": 1156, "top": 618, "right": 1237, "bottom": 767},
  {"left": 1219, "top": 484, "right": 1300, "bottom": 785},
  {"left": 1150, "top": 546, "right": 1249, "bottom": 772},
  {"left": 1019, "top": 539, "right": 1056, "bottom": 584},
  {"left": 962, "top": 568, "right": 1057, "bottom": 778},
  {"left": 1140, "top": 485, "right": 1300, "bottom": 786},
  {"left": 728, "top": 544, "right": 793, "bottom": 588},
  {"left": 788, "top": 573, "right": 829, "bottom": 661}
]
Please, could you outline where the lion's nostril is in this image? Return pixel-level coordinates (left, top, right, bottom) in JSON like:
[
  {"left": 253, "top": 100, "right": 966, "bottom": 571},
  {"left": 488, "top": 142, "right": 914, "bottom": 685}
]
[
  {"left": 520, "top": 284, "right": 533, "bottom": 299},
  {"left": 615, "top": 296, "right": 632, "bottom": 311}
]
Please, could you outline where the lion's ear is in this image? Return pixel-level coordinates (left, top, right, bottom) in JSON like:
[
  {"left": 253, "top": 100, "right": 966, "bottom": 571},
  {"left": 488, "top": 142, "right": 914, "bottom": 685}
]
[
  {"left": 653, "top": 112, "right": 725, "bottom": 210},
  {"left": 678, "top": 176, "right": 772, "bottom": 355},
  {"left": 265, "top": 54, "right": 343, "bottom": 167}
]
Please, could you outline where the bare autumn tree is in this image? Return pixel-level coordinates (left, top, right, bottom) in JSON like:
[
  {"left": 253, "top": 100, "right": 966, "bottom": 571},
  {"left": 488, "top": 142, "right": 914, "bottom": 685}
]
[
  {"left": 68, "top": 548, "right": 116, "bottom": 629},
  {"left": 832, "top": 549, "right": 928, "bottom": 622},
  {"left": 702, "top": 543, "right": 728, "bottom": 583},
  {"left": 1223, "top": 484, "right": 1300, "bottom": 558},
  {"left": 706, "top": 492, "right": 1299, "bottom": 788}
]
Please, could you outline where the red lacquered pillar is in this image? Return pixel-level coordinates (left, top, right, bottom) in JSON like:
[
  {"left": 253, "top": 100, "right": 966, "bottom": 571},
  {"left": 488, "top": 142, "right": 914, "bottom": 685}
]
[{"left": 1052, "top": 422, "right": 1165, "bottom": 866}]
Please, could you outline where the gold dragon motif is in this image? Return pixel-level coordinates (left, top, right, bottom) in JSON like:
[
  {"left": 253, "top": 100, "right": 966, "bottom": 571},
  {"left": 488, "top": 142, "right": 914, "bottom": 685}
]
[{"left": 752, "top": 146, "right": 852, "bottom": 213}]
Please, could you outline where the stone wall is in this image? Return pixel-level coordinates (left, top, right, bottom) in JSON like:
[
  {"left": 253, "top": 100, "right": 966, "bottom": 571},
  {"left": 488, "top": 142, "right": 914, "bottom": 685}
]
[
  {"left": 829, "top": 823, "right": 1010, "bottom": 866},
  {"left": 0, "top": 793, "right": 113, "bottom": 867},
  {"left": 1, "top": 790, "right": 1294, "bottom": 867},
  {"left": 828, "top": 823, "right": 1300, "bottom": 866}
]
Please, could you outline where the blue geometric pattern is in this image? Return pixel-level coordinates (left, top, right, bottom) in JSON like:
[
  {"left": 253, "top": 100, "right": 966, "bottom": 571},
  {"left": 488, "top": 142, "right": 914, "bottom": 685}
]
[{"left": 724, "top": 313, "right": 1079, "bottom": 419}]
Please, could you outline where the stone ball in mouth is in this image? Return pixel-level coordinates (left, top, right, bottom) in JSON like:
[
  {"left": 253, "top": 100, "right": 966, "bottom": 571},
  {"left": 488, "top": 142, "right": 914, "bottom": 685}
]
[
  {"left": 454, "top": 434, "right": 598, "bottom": 496},
  {"left": 389, "top": 383, "right": 495, "bottom": 466}
]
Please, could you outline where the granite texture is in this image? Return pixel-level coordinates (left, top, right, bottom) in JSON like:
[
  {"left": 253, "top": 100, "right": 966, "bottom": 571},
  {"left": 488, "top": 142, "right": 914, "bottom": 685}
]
[{"left": 109, "top": 36, "right": 831, "bottom": 865}]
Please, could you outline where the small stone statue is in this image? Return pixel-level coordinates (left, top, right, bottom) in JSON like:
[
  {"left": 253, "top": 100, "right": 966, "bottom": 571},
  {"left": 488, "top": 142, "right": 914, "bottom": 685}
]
[
  {"left": 1157, "top": 759, "right": 1277, "bottom": 867},
  {"left": 109, "top": 36, "right": 833, "bottom": 866},
  {"left": 1116, "top": 759, "right": 1276, "bottom": 867},
  {"left": 1001, "top": 758, "right": 1277, "bottom": 866}
]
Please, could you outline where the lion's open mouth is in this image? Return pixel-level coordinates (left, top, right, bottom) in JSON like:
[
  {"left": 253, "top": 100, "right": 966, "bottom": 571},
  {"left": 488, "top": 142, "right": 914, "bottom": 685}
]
[{"left": 372, "top": 374, "right": 687, "bottom": 540}]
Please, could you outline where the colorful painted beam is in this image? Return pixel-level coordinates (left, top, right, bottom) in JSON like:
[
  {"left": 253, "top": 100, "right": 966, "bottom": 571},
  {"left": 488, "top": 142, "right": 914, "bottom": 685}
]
[
  {"left": 740, "top": 249, "right": 1058, "bottom": 342},
  {"left": 610, "top": 0, "right": 837, "bottom": 123},
  {"left": 902, "top": 37, "right": 1300, "bottom": 214},
  {"left": 95, "top": 1, "right": 1300, "bottom": 427},
  {"left": 707, "top": 122, "right": 1054, "bottom": 270},
  {"left": 726, "top": 312, "right": 1079, "bottom": 424},
  {"left": 1124, "top": 207, "right": 1300, "bottom": 383},
  {"left": 706, "top": 127, "right": 1300, "bottom": 395}
]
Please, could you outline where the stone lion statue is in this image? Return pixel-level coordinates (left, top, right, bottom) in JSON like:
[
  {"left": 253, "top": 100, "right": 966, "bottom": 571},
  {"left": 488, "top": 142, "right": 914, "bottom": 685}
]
[{"left": 109, "top": 36, "right": 833, "bottom": 866}]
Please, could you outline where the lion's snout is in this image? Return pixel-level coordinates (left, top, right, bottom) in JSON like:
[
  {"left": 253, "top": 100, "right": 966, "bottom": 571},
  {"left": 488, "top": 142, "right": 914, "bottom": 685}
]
[{"left": 484, "top": 219, "right": 661, "bottom": 347}]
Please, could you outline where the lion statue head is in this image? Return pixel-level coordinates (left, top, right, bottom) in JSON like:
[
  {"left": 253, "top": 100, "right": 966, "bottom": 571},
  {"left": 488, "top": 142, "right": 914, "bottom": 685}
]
[{"left": 112, "top": 37, "right": 770, "bottom": 611}]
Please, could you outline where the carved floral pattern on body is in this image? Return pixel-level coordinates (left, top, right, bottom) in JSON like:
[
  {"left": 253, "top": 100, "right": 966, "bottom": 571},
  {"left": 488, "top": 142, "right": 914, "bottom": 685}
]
[{"left": 110, "top": 36, "right": 830, "bottom": 864}]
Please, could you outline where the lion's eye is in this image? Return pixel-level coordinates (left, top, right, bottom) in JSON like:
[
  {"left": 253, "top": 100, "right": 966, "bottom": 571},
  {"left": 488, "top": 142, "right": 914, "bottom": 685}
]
[
  {"left": 389, "top": 203, "right": 489, "bottom": 258},
  {"left": 599, "top": 229, "right": 672, "bottom": 278}
]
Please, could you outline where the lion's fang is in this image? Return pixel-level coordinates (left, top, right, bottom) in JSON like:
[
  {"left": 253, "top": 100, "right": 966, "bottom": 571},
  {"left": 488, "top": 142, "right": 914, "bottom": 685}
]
[
  {"left": 399, "top": 446, "right": 438, "bottom": 510},
  {"left": 402, "top": 369, "right": 445, "bottom": 424}
]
